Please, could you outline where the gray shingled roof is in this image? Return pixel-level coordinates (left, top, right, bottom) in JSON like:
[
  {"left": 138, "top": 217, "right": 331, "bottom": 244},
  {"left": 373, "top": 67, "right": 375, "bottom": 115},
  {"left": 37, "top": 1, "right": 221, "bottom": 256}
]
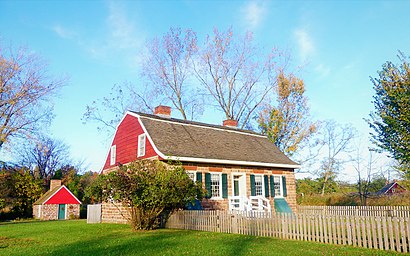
[
  {"left": 33, "top": 186, "right": 61, "bottom": 205},
  {"left": 133, "top": 112, "right": 298, "bottom": 167}
]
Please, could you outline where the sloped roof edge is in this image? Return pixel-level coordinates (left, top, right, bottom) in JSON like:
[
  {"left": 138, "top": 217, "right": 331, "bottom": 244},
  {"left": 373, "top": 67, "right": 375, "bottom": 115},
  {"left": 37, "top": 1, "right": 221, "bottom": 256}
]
[
  {"left": 127, "top": 111, "right": 300, "bottom": 169},
  {"left": 34, "top": 185, "right": 81, "bottom": 205}
]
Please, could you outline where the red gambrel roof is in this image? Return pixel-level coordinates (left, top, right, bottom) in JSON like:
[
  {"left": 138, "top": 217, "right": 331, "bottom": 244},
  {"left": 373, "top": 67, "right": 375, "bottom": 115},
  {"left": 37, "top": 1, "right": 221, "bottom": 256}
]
[{"left": 33, "top": 185, "right": 81, "bottom": 205}]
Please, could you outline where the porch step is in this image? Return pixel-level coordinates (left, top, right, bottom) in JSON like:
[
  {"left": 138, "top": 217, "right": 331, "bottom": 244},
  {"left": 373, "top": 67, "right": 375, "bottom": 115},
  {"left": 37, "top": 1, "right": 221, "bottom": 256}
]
[{"left": 274, "top": 198, "right": 292, "bottom": 213}]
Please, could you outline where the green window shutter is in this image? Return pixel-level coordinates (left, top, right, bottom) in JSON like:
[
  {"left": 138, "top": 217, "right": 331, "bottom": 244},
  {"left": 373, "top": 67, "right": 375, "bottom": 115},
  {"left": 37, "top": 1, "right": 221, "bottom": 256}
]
[
  {"left": 196, "top": 172, "right": 202, "bottom": 184},
  {"left": 205, "top": 173, "right": 211, "bottom": 198},
  {"left": 270, "top": 176, "right": 275, "bottom": 198},
  {"left": 250, "top": 174, "right": 256, "bottom": 196},
  {"left": 264, "top": 175, "right": 269, "bottom": 197},
  {"left": 282, "top": 176, "right": 287, "bottom": 197},
  {"left": 222, "top": 174, "right": 228, "bottom": 198}
]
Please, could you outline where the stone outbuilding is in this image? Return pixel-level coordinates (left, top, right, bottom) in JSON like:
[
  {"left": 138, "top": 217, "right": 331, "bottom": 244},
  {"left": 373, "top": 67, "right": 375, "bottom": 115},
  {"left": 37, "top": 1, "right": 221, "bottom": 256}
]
[{"left": 33, "top": 180, "right": 81, "bottom": 220}]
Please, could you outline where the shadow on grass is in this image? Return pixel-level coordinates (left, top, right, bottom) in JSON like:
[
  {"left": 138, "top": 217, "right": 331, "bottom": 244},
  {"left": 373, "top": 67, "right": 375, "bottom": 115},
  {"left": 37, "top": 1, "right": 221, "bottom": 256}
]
[
  {"left": 44, "top": 229, "right": 184, "bottom": 256},
  {"left": 44, "top": 228, "right": 261, "bottom": 256}
]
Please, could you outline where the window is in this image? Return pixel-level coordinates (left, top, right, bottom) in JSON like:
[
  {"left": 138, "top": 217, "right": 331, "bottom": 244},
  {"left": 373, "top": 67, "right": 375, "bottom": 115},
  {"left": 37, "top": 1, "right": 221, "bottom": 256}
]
[
  {"left": 187, "top": 171, "right": 196, "bottom": 182},
  {"left": 273, "top": 176, "right": 282, "bottom": 197},
  {"left": 110, "top": 145, "right": 116, "bottom": 165},
  {"left": 254, "top": 175, "right": 263, "bottom": 196},
  {"left": 210, "top": 173, "right": 221, "bottom": 198},
  {"left": 138, "top": 134, "right": 146, "bottom": 157}
]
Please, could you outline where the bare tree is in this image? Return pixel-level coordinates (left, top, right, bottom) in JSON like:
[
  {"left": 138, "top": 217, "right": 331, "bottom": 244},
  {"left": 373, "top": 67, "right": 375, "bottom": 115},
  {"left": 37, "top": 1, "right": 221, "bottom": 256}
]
[
  {"left": 142, "top": 27, "right": 202, "bottom": 120},
  {"left": 194, "top": 27, "right": 288, "bottom": 128},
  {"left": 258, "top": 72, "right": 317, "bottom": 157},
  {"left": 16, "top": 135, "right": 71, "bottom": 181},
  {"left": 83, "top": 82, "right": 153, "bottom": 134},
  {"left": 0, "top": 43, "right": 65, "bottom": 149},
  {"left": 351, "top": 140, "right": 381, "bottom": 205},
  {"left": 316, "top": 120, "right": 356, "bottom": 196}
]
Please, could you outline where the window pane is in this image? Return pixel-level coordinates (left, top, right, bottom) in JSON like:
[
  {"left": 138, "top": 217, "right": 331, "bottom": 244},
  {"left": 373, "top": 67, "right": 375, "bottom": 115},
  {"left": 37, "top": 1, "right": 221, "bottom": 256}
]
[
  {"left": 187, "top": 172, "right": 195, "bottom": 181},
  {"left": 138, "top": 134, "right": 146, "bottom": 157},
  {"left": 274, "top": 176, "right": 281, "bottom": 197},
  {"left": 211, "top": 174, "right": 220, "bottom": 198},
  {"left": 255, "top": 175, "right": 263, "bottom": 196}
]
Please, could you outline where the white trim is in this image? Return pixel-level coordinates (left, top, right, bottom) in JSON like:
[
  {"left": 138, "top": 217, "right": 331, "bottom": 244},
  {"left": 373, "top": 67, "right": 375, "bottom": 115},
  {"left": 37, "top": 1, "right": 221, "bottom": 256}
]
[
  {"left": 137, "top": 134, "right": 146, "bottom": 157},
  {"left": 102, "top": 111, "right": 301, "bottom": 172},
  {"left": 272, "top": 175, "right": 284, "bottom": 198},
  {"left": 209, "top": 172, "right": 223, "bottom": 200},
  {"left": 163, "top": 156, "right": 300, "bottom": 169},
  {"left": 110, "top": 145, "right": 116, "bottom": 165},
  {"left": 38, "top": 205, "right": 41, "bottom": 218},
  {"left": 254, "top": 174, "right": 264, "bottom": 197},
  {"left": 231, "top": 172, "right": 246, "bottom": 197},
  {"left": 187, "top": 171, "right": 197, "bottom": 182},
  {"left": 64, "top": 204, "right": 67, "bottom": 220},
  {"left": 42, "top": 185, "right": 82, "bottom": 205}
]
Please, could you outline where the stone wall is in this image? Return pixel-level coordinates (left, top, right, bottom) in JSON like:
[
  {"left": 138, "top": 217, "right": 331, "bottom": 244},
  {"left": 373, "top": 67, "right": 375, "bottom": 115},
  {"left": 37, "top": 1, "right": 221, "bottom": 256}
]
[
  {"left": 40, "top": 204, "right": 58, "bottom": 220},
  {"left": 33, "top": 204, "right": 80, "bottom": 220},
  {"left": 67, "top": 204, "right": 80, "bottom": 219},
  {"left": 101, "top": 202, "right": 130, "bottom": 224}
]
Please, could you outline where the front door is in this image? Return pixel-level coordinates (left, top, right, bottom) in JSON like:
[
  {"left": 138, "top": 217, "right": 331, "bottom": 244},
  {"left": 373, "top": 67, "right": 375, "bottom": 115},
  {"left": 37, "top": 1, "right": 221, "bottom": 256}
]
[
  {"left": 58, "top": 204, "right": 65, "bottom": 220},
  {"left": 232, "top": 174, "right": 246, "bottom": 197}
]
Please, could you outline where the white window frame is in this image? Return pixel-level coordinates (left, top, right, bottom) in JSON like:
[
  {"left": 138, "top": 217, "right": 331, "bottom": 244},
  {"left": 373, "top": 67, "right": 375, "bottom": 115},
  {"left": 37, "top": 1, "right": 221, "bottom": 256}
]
[
  {"left": 231, "top": 172, "right": 246, "bottom": 197},
  {"left": 254, "top": 174, "right": 264, "bottom": 197},
  {"left": 110, "top": 145, "right": 116, "bottom": 165},
  {"left": 272, "top": 175, "right": 284, "bottom": 198},
  {"left": 187, "top": 171, "right": 196, "bottom": 182},
  {"left": 210, "top": 172, "right": 223, "bottom": 200},
  {"left": 137, "top": 134, "right": 146, "bottom": 157}
]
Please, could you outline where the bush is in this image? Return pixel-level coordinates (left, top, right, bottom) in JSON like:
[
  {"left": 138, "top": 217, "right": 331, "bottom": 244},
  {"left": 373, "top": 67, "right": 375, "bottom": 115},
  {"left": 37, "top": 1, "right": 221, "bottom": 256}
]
[{"left": 101, "top": 160, "right": 204, "bottom": 231}]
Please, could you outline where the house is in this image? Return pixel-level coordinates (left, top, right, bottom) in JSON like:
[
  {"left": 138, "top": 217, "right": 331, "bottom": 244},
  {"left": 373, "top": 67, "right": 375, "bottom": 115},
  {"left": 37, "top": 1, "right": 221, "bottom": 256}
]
[
  {"left": 376, "top": 181, "right": 407, "bottom": 196},
  {"left": 33, "top": 180, "right": 81, "bottom": 220},
  {"left": 101, "top": 105, "right": 300, "bottom": 223}
]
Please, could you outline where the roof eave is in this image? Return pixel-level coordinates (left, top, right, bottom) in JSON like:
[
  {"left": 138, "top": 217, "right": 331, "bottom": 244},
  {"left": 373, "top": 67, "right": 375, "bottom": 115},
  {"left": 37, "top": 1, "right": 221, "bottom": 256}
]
[{"left": 165, "top": 156, "right": 300, "bottom": 169}]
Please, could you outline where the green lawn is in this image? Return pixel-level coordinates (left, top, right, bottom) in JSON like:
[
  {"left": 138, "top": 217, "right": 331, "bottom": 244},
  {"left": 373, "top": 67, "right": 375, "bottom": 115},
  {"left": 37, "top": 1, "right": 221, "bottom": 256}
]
[{"left": 0, "top": 220, "right": 401, "bottom": 256}]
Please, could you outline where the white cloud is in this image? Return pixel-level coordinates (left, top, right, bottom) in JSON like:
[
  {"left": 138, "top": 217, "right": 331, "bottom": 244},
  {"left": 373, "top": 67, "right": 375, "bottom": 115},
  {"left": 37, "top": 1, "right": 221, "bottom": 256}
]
[
  {"left": 241, "top": 1, "right": 267, "bottom": 29},
  {"left": 294, "top": 28, "right": 315, "bottom": 61},
  {"left": 107, "top": 1, "right": 142, "bottom": 50},
  {"left": 52, "top": 24, "right": 76, "bottom": 40},
  {"left": 315, "top": 63, "right": 331, "bottom": 78}
]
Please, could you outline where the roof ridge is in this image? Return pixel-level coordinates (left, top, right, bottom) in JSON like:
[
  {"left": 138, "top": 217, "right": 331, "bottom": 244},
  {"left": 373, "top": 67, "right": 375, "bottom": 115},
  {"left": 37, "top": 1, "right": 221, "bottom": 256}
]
[{"left": 129, "top": 111, "right": 265, "bottom": 138}]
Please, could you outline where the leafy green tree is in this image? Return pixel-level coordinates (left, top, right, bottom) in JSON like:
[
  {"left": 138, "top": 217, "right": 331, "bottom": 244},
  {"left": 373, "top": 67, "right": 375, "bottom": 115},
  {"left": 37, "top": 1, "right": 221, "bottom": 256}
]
[
  {"left": 10, "top": 169, "right": 42, "bottom": 217},
  {"left": 102, "top": 160, "right": 203, "bottom": 231},
  {"left": 258, "top": 72, "right": 317, "bottom": 157},
  {"left": 367, "top": 175, "right": 387, "bottom": 193},
  {"left": 367, "top": 52, "right": 410, "bottom": 172},
  {"left": 1, "top": 167, "right": 42, "bottom": 219},
  {"left": 296, "top": 178, "right": 321, "bottom": 195}
]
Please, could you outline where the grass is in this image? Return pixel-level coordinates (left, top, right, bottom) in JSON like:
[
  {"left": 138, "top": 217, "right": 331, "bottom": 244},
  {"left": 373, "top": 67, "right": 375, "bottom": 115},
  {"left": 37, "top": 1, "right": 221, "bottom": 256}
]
[{"left": 0, "top": 220, "right": 402, "bottom": 256}]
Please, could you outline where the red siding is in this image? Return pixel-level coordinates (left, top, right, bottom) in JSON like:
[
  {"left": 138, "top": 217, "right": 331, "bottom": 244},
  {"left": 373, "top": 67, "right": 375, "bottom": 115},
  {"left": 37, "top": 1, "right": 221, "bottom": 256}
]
[
  {"left": 102, "top": 114, "right": 158, "bottom": 171},
  {"left": 44, "top": 187, "right": 80, "bottom": 205}
]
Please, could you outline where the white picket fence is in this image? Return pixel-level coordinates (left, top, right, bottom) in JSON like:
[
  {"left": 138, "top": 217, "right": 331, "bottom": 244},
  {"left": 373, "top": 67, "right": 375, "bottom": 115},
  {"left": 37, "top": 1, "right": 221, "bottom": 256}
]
[
  {"left": 297, "top": 205, "right": 410, "bottom": 217},
  {"left": 166, "top": 210, "right": 410, "bottom": 253}
]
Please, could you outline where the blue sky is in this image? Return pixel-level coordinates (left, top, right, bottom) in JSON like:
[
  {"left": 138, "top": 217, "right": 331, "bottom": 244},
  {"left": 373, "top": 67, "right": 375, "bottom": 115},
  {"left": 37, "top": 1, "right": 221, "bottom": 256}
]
[{"left": 1, "top": 0, "right": 409, "bottom": 179}]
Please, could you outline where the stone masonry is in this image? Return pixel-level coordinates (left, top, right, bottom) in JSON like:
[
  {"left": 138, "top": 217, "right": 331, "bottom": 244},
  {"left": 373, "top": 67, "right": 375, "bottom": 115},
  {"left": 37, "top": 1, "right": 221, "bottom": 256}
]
[{"left": 34, "top": 204, "right": 80, "bottom": 220}]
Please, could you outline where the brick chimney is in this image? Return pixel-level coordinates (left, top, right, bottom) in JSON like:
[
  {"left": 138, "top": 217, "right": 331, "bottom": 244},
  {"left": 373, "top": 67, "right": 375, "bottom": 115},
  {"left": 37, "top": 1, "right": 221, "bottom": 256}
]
[
  {"left": 154, "top": 105, "right": 171, "bottom": 118},
  {"left": 223, "top": 119, "right": 238, "bottom": 128},
  {"left": 50, "top": 179, "right": 62, "bottom": 191}
]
